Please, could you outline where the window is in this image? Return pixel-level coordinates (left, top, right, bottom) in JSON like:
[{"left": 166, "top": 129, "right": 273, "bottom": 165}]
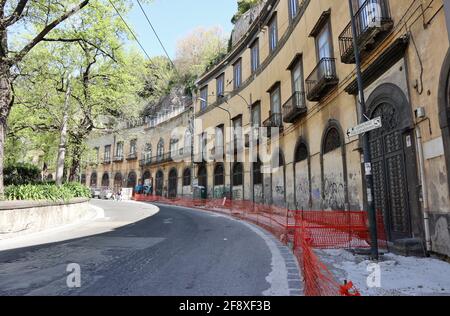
[
  {"left": 116, "top": 142, "right": 124, "bottom": 158},
  {"left": 183, "top": 168, "right": 191, "bottom": 186},
  {"left": 291, "top": 57, "right": 304, "bottom": 94},
  {"left": 184, "top": 128, "right": 192, "bottom": 155},
  {"left": 170, "top": 138, "right": 178, "bottom": 157},
  {"left": 215, "top": 124, "right": 224, "bottom": 159},
  {"left": 233, "top": 59, "right": 242, "bottom": 89},
  {"left": 200, "top": 86, "right": 208, "bottom": 111},
  {"left": 157, "top": 139, "right": 164, "bottom": 160},
  {"left": 250, "top": 39, "right": 260, "bottom": 73},
  {"left": 94, "top": 147, "right": 100, "bottom": 163},
  {"left": 295, "top": 142, "right": 309, "bottom": 163},
  {"left": 144, "top": 143, "right": 152, "bottom": 162},
  {"left": 233, "top": 163, "right": 243, "bottom": 186},
  {"left": 233, "top": 115, "right": 243, "bottom": 152},
  {"left": 323, "top": 128, "right": 341, "bottom": 154},
  {"left": 316, "top": 20, "right": 333, "bottom": 61},
  {"left": 268, "top": 15, "right": 278, "bottom": 53},
  {"left": 214, "top": 164, "right": 225, "bottom": 186},
  {"left": 130, "top": 139, "right": 137, "bottom": 155},
  {"left": 216, "top": 74, "right": 225, "bottom": 100},
  {"left": 270, "top": 85, "right": 281, "bottom": 115},
  {"left": 251, "top": 102, "right": 261, "bottom": 144},
  {"left": 288, "top": 0, "right": 298, "bottom": 21},
  {"left": 104, "top": 145, "right": 111, "bottom": 161}
]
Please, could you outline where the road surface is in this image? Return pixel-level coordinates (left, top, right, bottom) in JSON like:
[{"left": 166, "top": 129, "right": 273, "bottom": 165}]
[{"left": 0, "top": 200, "right": 302, "bottom": 296}]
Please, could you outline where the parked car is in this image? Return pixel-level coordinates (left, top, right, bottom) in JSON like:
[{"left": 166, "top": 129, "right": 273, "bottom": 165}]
[
  {"left": 91, "top": 187, "right": 101, "bottom": 199},
  {"left": 99, "top": 188, "right": 114, "bottom": 200}
]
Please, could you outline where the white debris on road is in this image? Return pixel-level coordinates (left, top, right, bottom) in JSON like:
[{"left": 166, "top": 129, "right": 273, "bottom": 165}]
[{"left": 318, "top": 249, "right": 450, "bottom": 296}]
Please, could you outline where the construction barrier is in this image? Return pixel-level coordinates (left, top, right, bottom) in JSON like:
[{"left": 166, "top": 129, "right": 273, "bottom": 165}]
[{"left": 133, "top": 194, "right": 387, "bottom": 296}]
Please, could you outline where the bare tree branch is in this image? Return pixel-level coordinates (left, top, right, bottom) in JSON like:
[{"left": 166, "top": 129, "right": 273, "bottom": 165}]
[{"left": 2, "top": 0, "right": 29, "bottom": 26}]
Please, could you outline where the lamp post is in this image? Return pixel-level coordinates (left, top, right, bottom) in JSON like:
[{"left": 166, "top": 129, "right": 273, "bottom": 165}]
[{"left": 348, "top": 0, "right": 379, "bottom": 260}]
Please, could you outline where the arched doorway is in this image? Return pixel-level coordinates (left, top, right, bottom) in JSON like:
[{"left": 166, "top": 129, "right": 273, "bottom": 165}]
[
  {"left": 271, "top": 150, "right": 286, "bottom": 207},
  {"left": 114, "top": 173, "right": 123, "bottom": 192},
  {"left": 438, "top": 49, "right": 450, "bottom": 204},
  {"left": 367, "top": 83, "right": 419, "bottom": 241},
  {"left": 127, "top": 171, "right": 137, "bottom": 189},
  {"left": 156, "top": 170, "right": 164, "bottom": 196},
  {"left": 294, "top": 139, "right": 311, "bottom": 210},
  {"left": 321, "top": 122, "right": 347, "bottom": 211},
  {"left": 90, "top": 172, "right": 97, "bottom": 187},
  {"left": 197, "top": 164, "right": 208, "bottom": 195},
  {"left": 213, "top": 163, "right": 225, "bottom": 198},
  {"left": 168, "top": 168, "right": 178, "bottom": 198},
  {"left": 101, "top": 172, "right": 110, "bottom": 188},
  {"left": 232, "top": 162, "right": 244, "bottom": 200},
  {"left": 253, "top": 158, "right": 264, "bottom": 204}
]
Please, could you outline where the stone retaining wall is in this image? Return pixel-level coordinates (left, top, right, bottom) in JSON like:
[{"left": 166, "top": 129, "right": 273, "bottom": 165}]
[{"left": 0, "top": 198, "right": 91, "bottom": 240}]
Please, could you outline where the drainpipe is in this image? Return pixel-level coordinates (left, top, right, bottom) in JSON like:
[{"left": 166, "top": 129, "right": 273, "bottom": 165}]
[{"left": 415, "top": 126, "right": 432, "bottom": 252}]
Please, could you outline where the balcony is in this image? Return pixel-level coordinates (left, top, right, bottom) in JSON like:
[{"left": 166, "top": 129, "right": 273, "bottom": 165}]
[
  {"left": 263, "top": 112, "right": 283, "bottom": 138},
  {"left": 339, "top": 0, "right": 393, "bottom": 64},
  {"left": 282, "top": 92, "right": 307, "bottom": 123},
  {"left": 126, "top": 152, "right": 138, "bottom": 161},
  {"left": 113, "top": 155, "right": 124, "bottom": 163},
  {"left": 139, "top": 157, "right": 152, "bottom": 167},
  {"left": 306, "top": 58, "right": 338, "bottom": 102},
  {"left": 102, "top": 157, "right": 111, "bottom": 165}
]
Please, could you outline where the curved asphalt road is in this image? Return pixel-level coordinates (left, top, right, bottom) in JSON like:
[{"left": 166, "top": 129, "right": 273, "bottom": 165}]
[{"left": 0, "top": 200, "right": 302, "bottom": 296}]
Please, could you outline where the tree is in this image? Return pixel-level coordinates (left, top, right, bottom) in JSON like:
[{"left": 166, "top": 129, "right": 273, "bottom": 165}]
[
  {"left": 174, "top": 26, "right": 228, "bottom": 94},
  {"left": 0, "top": 0, "right": 150, "bottom": 196}
]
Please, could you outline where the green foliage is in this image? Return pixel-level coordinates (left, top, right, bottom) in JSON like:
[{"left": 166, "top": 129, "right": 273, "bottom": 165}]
[
  {"left": 4, "top": 163, "right": 41, "bottom": 186},
  {"left": 5, "top": 182, "right": 91, "bottom": 202},
  {"left": 231, "top": 0, "right": 263, "bottom": 24}
]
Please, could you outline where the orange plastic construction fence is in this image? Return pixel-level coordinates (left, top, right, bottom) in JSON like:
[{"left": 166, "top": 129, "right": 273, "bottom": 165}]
[{"left": 133, "top": 194, "right": 387, "bottom": 296}]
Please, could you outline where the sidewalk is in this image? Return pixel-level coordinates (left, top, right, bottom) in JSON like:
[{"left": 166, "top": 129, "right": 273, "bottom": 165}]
[{"left": 318, "top": 248, "right": 450, "bottom": 296}]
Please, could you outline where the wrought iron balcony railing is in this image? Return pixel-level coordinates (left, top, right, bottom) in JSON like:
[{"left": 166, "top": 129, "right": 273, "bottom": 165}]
[
  {"left": 113, "top": 155, "right": 124, "bottom": 162},
  {"left": 339, "top": 0, "right": 393, "bottom": 64},
  {"left": 102, "top": 157, "right": 111, "bottom": 165},
  {"left": 306, "top": 58, "right": 338, "bottom": 102},
  {"left": 282, "top": 91, "right": 307, "bottom": 123},
  {"left": 126, "top": 152, "right": 138, "bottom": 161}
]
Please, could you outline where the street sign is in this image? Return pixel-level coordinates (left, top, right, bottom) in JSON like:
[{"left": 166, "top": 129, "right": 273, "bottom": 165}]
[{"left": 347, "top": 117, "right": 382, "bottom": 137}]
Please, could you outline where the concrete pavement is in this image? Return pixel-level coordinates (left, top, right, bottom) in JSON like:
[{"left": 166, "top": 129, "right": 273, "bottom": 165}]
[{"left": 0, "top": 200, "right": 302, "bottom": 296}]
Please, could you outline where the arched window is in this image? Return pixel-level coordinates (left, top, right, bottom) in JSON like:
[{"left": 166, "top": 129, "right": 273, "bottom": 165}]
[
  {"left": 295, "top": 142, "right": 308, "bottom": 163},
  {"left": 101, "top": 172, "right": 110, "bottom": 187},
  {"left": 183, "top": 168, "right": 191, "bottom": 186},
  {"left": 142, "top": 171, "right": 151, "bottom": 182},
  {"left": 157, "top": 139, "right": 164, "bottom": 161},
  {"left": 323, "top": 127, "right": 341, "bottom": 154},
  {"left": 214, "top": 163, "right": 224, "bottom": 186},
  {"left": 90, "top": 172, "right": 97, "bottom": 187},
  {"left": 253, "top": 159, "right": 262, "bottom": 185},
  {"left": 233, "top": 163, "right": 243, "bottom": 186}
]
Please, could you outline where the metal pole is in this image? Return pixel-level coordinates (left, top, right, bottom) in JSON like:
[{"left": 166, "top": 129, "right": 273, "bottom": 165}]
[{"left": 348, "top": 0, "right": 379, "bottom": 260}]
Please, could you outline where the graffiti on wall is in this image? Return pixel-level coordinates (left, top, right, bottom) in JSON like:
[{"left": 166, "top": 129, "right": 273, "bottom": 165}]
[{"left": 323, "top": 176, "right": 346, "bottom": 210}]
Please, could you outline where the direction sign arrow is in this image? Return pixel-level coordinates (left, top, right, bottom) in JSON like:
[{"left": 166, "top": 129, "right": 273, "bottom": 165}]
[{"left": 347, "top": 117, "right": 382, "bottom": 138}]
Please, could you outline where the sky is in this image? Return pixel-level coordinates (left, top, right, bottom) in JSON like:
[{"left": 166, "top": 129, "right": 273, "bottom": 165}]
[{"left": 128, "top": 0, "right": 237, "bottom": 59}]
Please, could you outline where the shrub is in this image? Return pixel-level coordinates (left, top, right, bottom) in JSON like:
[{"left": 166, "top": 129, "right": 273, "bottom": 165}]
[
  {"left": 4, "top": 163, "right": 41, "bottom": 186},
  {"left": 4, "top": 182, "right": 91, "bottom": 202}
]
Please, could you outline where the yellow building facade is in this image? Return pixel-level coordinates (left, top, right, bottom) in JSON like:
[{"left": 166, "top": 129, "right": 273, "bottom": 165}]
[
  {"left": 83, "top": 0, "right": 450, "bottom": 257},
  {"left": 193, "top": 0, "right": 450, "bottom": 255}
]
